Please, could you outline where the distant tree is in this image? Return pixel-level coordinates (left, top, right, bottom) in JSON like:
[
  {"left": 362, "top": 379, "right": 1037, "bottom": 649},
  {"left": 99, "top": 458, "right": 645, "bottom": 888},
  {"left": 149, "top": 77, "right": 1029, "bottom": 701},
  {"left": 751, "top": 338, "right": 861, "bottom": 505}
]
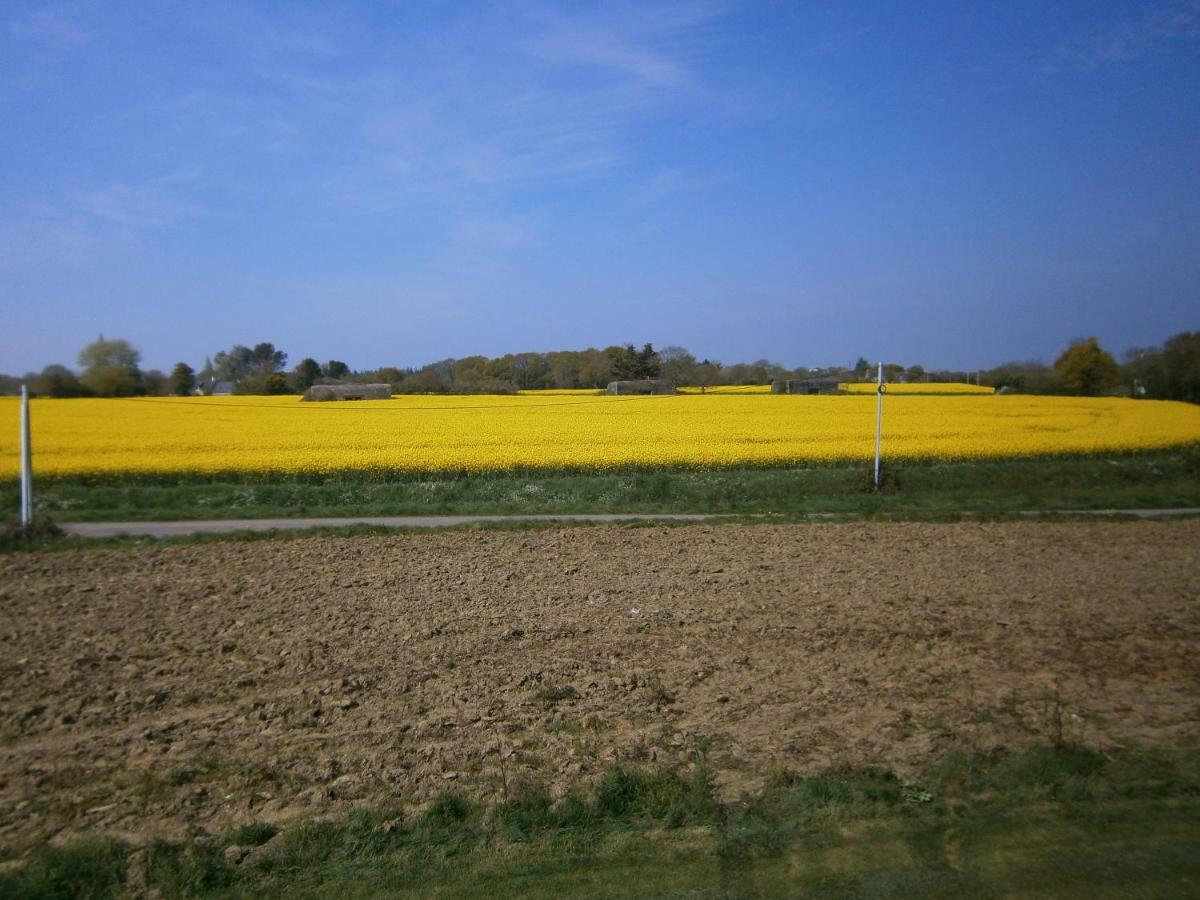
[
  {"left": 605, "top": 344, "right": 640, "bottom": 381},
  {"left": 262, "top": 372, "right": 290, "bottom": 395},
  {"left": 398, "top": 368, "right": 450, "bottom": 392},
  {"left": 291, "top": 358, "right": 322, "bottom": 392},
  {"left": 546, "top": 351, "right": 584, "bottom": 389},
  {"left": 751, "top": 358, "right": 785, "bottom": 383},
  {"left": 453, "top": 356, "right": 490, "bottom": 388},
  {"left": 692, "top": 359, "right": 722, "bottom": 393},
  {"left": 659, "top": 346, "right": 697, "bottom": 386},
  {"left": 853, "top": 357, "right": 871, "bottom": 379},
  {"left": 214, "top": 341, "right": 289, "bottom": 393},
  {"left": 212, "top": 345, "right": 254, "bottom": 382},
  {"left": 636, "top": 343, "right": 661, "bottom": 379},
  {"left": 907, "top": 364, "right": 925, "bottom": 379},
  {"left": 577, "top": 348, "right": 612, "bottom": 388},
  {"left": 1055, "top": 337, "right": 1120, "bottom": 396},
  {"left": 169, "top": 362, "right": 196, "bottom": 396},
  {"left": 604, "top": 343, "right": 661, "bottom": 381},
  {"left": 721, "top": 363, "right": 748, "bottom": 384},
  {"left": 251, "top": 342, "right": 287, "bottom": 374},
  {"left": 515, "top": 352, "right": 551, "bottom": 389},
  {"left": 1160, "top": 331, "right": 1200, "bottom": 404},
  {"left": 1121, "top": 346, "right": 1163, "bottom": 398},
  {"left": 141, "top": 369, "right": 168, "bottom": 395},
  {"left": 982, "top": 360, "right": 1059, "bottom": 394},
  {"left": 34, "top": 364, "right": 89, "bottom": 398},
  {"left": 77, "top": 336, "right": 144, "bottom": 396},
  {"left": 325, "top": 360, "right": 350, "bottom": 380},
  {"left": 374, "top": 367, "right": 404, "bottom": 386}
]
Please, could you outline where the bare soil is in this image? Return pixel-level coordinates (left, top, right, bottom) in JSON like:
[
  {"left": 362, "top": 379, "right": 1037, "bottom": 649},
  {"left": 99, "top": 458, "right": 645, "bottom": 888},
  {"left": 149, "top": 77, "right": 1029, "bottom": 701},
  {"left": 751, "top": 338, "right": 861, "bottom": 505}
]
[{"left": 1, "top": 521, "right": 1198, "bottom": 859}]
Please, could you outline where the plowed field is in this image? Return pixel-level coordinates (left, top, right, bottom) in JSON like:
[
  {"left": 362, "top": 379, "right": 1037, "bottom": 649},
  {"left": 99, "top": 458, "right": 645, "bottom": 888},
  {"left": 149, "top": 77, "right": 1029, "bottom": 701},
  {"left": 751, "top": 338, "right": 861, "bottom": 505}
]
[{"left": 1, "top": 521, "right": 1198, "bottom": 859}]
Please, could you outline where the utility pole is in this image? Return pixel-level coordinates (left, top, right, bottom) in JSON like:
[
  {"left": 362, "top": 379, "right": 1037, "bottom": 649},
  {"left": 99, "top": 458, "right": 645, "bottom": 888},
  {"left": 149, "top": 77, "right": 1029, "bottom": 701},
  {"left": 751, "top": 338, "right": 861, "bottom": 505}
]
[
  {"left": 19, "top": 384, "right": 33, "bottom": 529},
  {"left": 874, "top": 362, "right": 884, "bottom": 492}
]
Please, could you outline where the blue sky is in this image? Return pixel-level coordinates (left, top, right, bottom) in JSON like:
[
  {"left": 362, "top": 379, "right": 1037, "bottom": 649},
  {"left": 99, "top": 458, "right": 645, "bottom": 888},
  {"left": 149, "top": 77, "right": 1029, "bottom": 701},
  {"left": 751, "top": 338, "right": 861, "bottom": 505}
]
[{"left": 1, "top": 1, "right": 1198, "bottom": 374}]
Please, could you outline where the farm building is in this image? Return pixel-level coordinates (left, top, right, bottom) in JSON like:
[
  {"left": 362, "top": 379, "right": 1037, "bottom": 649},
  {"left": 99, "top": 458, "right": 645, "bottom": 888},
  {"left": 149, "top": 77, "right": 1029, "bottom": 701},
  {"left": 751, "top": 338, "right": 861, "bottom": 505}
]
[
  {"left": 606, "top": 379, "right": 676, "bottom": 395},
  {"left": 772, "top": 377, "right": 842, "bottom": 395},
  {"left": 197, "top": 380, "right": 235, "bottom": 396},
  {"left": 302, "top": 383, "right": 392, "bottom": 402}
]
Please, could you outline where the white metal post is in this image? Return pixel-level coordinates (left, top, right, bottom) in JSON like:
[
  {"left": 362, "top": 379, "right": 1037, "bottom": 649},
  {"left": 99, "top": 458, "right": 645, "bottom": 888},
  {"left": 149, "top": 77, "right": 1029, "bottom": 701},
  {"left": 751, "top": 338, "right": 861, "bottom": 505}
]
[
  {"left": 873, "top": 362, "right": 883, "bottom": 492},
  {"left": 19, "top": 384, "right": 33, "bottom": 528}
]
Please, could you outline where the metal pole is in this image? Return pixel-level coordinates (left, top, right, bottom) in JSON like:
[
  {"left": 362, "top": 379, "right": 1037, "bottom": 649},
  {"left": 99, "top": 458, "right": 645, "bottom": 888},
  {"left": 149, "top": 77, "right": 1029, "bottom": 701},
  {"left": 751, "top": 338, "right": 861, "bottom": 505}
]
[
  {"left": 874, "top": 362, "right": 883, "bottom": 492},
  {"left": 19, "top": 384, "right": 33, "bottom": 528}
]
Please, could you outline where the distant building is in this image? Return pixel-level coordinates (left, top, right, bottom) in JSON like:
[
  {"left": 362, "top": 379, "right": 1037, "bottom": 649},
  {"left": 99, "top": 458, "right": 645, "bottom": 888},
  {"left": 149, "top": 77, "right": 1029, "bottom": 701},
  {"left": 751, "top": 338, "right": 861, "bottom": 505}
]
[
  {"left": 198, "top": 380, "right": 235, "bottom": 396},
  {"left": 771, "top": 377, "right": 842, "bottom": 395},
  {"left": 606, "top": 379, "right": 676, "bottom": 395}
]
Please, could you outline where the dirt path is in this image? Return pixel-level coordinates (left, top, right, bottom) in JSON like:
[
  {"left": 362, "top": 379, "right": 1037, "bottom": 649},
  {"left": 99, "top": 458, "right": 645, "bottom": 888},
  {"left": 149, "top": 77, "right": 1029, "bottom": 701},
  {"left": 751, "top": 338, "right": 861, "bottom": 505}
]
[
  {"left": 1, "top": 521, "right": 1197, "bottom": 859},
  {"left": 57, "top": 507, "right": 1200, "bottom": 538},
  {"left": 61, "top": 513, "right": 736, "bottom": 537}
]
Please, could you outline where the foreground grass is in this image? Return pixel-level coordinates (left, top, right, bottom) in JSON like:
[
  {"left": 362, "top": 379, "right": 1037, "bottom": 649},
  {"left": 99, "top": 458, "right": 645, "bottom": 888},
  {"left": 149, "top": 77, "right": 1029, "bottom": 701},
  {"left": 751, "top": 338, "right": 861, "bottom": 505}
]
[
  {"left": 4, "top": 743, "right": 1198, "bottom": 898},
  {"left": 4, "top": 449, "right": 1200, "bottom": 524}
]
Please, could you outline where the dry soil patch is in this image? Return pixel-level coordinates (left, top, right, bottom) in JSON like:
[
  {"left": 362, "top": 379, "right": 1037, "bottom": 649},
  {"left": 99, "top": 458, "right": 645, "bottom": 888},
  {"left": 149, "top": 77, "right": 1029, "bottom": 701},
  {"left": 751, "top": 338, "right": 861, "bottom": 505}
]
[{"left": 1, "top": 521, "right": 1197, "bottom": 858}]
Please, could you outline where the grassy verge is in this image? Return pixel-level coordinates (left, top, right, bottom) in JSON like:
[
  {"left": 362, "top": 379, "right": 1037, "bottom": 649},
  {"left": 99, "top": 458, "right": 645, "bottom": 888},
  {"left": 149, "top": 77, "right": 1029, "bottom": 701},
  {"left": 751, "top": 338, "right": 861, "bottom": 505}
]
[
  {"left": 3, "top": 449, "right": 1199, "bottom": 524},
  {"left": 3, "top": 742, "right": 1197, "bottom": 898}
]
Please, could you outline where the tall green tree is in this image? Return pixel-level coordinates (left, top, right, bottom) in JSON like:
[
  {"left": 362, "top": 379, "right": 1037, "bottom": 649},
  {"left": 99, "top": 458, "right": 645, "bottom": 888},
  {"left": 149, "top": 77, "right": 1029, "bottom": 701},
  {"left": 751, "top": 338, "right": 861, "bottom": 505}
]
[
  {"left": 658, "top": 346, "right": 698, "bottom": 387},
  {"left": 212, "top": 342, "right": 289, "bottom": 393},
  {"left": 77, "top": 336, "right": 144, "bottom": 396},
  {"left": 169, "top": 362, "right": 196, "bottom": 396},
  {"left": 636, "top": 343, "right": 661, "bottom": 378},
  {"left": 291, "top": 358, "right": 322, "bottom": 391},
  {"left": 605, "top": 343, "right": 661, "bottom": 380},
  {"left": 34, "top": 364, "right": 89, "bottom": 397},
  {"left": 692, "top": 360, "right": 722, "bottom": 393},
  {"left": 1160, "top": 331, "right": 1200, "bottom": 403},
  {"left": 141, "top": 369, "right": 168, "bottom": 395},
  {"left": 1054, "top": 337, "right": 1120, "bottom": 396}
]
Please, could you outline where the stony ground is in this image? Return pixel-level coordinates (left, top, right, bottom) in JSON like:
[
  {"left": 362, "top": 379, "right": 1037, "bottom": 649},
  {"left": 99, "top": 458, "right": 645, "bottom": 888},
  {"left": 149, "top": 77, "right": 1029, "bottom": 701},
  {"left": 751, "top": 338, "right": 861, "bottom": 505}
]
[{"left": 1, "top": 521, "right": 1198, "bottom": 859}]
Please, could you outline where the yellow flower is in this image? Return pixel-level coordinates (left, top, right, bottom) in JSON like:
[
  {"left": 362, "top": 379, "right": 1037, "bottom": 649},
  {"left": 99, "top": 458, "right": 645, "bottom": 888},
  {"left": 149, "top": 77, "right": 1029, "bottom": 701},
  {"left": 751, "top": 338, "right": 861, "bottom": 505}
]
[{"left": 1, "top": 392, "right": 1197, "bottom": 477}]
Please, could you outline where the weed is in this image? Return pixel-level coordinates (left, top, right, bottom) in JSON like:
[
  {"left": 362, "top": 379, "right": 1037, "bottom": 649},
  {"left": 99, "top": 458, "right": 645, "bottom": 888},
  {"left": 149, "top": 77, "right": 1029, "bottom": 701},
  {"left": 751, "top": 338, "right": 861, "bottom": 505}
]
[
  {"left": 534, "top": 683, "right": 580, "bottom": 705},
  {"left": 226, "top": 822, "right": 279, "bottom": 847},
  {"left": 0, "top": 839, "right": 129, "bottom": 898},
  {"left": 846, "top": 459, "right": 901, "bottom": 493},
  {"left": 4, "top": 744, "right": 1199, "bottom": 898}
]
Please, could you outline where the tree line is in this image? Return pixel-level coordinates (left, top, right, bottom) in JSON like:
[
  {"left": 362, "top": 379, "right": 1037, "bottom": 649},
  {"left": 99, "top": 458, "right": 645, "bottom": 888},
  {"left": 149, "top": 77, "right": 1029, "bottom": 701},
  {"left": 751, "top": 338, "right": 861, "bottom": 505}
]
[{"left": 1, "top": 331, "right": 1197, "bottom": 404}]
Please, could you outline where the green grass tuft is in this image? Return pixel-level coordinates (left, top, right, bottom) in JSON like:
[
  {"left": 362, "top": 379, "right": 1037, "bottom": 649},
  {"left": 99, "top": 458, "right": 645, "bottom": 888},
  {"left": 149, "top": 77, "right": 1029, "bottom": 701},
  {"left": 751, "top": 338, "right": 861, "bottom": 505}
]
[{"left": 0, "top": 839, "right": 129, "bottom": 899}]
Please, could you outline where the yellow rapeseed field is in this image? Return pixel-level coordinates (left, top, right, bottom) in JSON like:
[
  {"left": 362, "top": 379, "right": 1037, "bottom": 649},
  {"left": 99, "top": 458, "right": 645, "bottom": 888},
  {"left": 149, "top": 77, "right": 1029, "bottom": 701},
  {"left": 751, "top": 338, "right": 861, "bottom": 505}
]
[
  {"left": 1, "top": 393, "right": 1198, "bottom": 477},
  {"left": 839, "top": 382, "right": 995, "bottom": 395}
]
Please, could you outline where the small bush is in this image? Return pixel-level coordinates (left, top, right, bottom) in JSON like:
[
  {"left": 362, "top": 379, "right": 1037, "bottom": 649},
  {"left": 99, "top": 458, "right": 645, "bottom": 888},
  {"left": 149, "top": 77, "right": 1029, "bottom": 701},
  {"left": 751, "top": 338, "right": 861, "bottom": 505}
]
[
  {"left": 1001, "top": 744, "right": 1105, "bottom": 791},
  {"left": 1179, "top": 442, "right": 1200, "bottom": 478},
  {"left": 0, "top": 518, "right": 64, "bottom": 552},
  {"left": 594, "top": 765, "right": 717, "bottom": 826},
  {"left": 146, "top": 841, "right": 236, "bottom": 896},
  {"left": 226, "top": 822, "right": 279, "bottom": 847},
  {"left": 0, "top": 839, "right": 129, "bottom": 899},
  {"left": 421, "top": 793, "right": 473, "bottom": 830},
  {"left": 845, "top": 460, "right": 900, "bottom": 493}
]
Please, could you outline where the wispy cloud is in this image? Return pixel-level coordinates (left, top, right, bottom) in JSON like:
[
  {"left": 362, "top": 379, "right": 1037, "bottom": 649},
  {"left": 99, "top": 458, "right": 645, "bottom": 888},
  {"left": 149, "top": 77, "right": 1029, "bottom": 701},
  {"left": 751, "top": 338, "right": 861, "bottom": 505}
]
[
  {"left": 0, "top": 171, "right": 201, "bottom": 267},
  {"left": 520, "top": 4, "right": 712, "bottom": 88},
  {"left": 75, "top": 170, "right": 202, "bottom": 229},
  {"left": 3, "top": 1, "right": 732, "bottom": 270},
  {"left": 8, "top": 3, "right": 90, "bottom": 51},
  {"left": 1050, "top": 2, "right": 1200, "bottom": 70},
  {"left": 633, "top": 166, "right": 730, "bottom": 202},
  {"left": 195, "top": 2, "right": 734, "bottom": 256}
]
